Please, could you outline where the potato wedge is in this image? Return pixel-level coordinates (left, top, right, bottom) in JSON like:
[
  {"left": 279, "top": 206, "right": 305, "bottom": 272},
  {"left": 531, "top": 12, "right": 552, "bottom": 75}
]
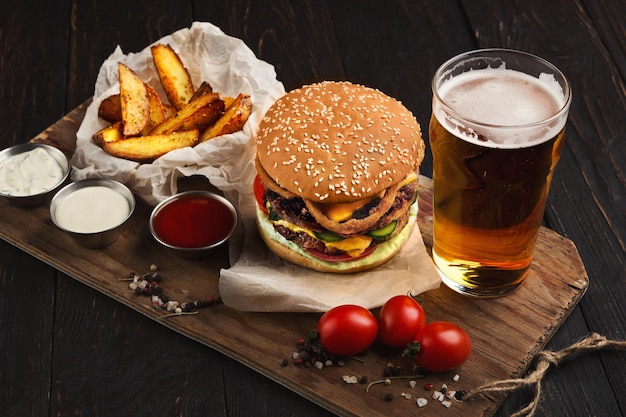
[
  {"left": 94, "top": 46, "right": 252, "bottom": 163},
  {"left": 118, "top": 63, "right": 150, "bottom": 136},
  {"left": 190, "top": 81, "right": 213, "bottom": 102},
  {"left": 93, "top": 121, "right": 124, "bottom": 147},
  {"left": 103, "top": 129, "right": 200, "bottom": 163},
  {"left": 199, "top": 93, "right": 252, "bottom": 143},
  {"left": 222, "top": 96, "right": 235, "bottom": 109},
  {"left": 150, "top": 43, "right": 194, "bottom": 110},
  {"left": 142, "top": 84, "right": 168, "bottom": 134},
  {"left": 97, "top": 94, "right": 122, "bottom": 123},
  {"left": 149, "top": 92, "right": 225, "bottom": 135},
  {"left": 163, "top": 103, "right": 176, "bottom": 119}
]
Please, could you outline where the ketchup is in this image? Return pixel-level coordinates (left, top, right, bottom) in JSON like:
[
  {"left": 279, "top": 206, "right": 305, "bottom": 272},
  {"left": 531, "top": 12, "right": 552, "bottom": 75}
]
[{"left": 152, "top": 194, "right": 235, "bottom": 248}]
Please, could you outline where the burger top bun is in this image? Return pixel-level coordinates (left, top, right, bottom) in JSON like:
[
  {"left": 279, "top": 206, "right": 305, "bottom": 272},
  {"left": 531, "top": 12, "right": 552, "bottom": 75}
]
[{"left": 256, "top": 81, "right": 424, "bottom": 204}]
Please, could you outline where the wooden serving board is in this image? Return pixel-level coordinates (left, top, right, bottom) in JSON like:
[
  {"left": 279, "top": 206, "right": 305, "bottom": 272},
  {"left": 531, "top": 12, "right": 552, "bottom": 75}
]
[{"left": 1, "top": 103, "right": 588, "bottom": 417}]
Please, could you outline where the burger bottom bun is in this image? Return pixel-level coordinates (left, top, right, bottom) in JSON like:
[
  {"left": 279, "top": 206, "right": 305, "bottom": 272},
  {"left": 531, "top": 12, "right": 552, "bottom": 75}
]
[{"left": 255, "top": 201, "right": 418, "bottom": 274}]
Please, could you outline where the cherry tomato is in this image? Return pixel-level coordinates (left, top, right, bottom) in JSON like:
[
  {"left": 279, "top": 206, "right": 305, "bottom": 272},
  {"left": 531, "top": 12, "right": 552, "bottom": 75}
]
[
  {"left": 378, "top": 294, "right": 427, "bottom": 347},
  {"left": 253, "top": 175, "right": 267, "bottom": 214},
  {"left": 406, "top": 321, "right": 471, "bottom": 372},
  {"left": 317, "top": 305, "right": 378, "bottom": 356}
]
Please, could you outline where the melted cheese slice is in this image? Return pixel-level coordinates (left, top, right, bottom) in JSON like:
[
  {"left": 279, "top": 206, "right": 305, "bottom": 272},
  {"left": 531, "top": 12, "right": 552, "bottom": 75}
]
[
  {"left": 271, "top": 219, "right": 373, "bottom": 257},
  {"left": 325, "top": 235, "right": 373, "bottom": 257},
  {"left": 398, "top": 171, "right": 418, "bottom": 188},
  {"left": 321, "top": 197, "right": 376, "bottom": 222}
]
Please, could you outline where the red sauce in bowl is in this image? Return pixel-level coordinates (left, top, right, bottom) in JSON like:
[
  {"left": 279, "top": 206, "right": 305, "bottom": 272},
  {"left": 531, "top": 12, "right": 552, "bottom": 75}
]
[{"left": 152, "top": 194, "right": 236, "bottom": 249}]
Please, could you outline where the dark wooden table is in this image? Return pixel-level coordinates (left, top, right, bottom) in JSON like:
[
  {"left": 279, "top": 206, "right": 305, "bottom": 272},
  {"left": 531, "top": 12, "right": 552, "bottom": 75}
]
[{"left": 1, "top": 1, "right": 624, "bottom": 416}]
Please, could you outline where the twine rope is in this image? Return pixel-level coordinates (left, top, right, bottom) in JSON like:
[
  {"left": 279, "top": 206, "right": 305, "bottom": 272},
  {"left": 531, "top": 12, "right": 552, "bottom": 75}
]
[{"left": 463, "top": 333, "right": 626, "bottom": 417}]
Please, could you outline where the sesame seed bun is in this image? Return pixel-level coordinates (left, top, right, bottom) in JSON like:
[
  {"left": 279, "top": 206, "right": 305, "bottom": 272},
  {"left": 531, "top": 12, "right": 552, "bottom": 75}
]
[
  {"left": 254, "top": 81, "right": 424, "bottom": 273},
  {"left": 256, "top": 81, "right": 424, "bottom": 204}
]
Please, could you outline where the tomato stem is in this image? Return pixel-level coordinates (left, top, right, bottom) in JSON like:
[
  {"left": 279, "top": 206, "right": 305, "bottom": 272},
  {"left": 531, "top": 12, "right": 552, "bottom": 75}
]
[
  {"left": 402, "top": 341, "right": 421, "bottom": 358},
  {"left": 406, "top": 291, "right": 424, "bottom": 305}
]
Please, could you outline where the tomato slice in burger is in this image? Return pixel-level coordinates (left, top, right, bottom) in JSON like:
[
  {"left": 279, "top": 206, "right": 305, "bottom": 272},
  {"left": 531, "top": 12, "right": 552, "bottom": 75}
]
[
  {"left": 305, "top": 245, "right": 377, "bottom": 262},
  {"left": 253, "top": 175, "right": 268, "bottom": 214}
]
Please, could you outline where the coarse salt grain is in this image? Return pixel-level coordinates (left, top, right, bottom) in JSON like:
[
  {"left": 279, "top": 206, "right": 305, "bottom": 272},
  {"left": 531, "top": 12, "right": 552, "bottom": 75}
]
[
  {"left": 342, "top": 375, "right": 358, "bottom": 384},
  {"left": 416, "top": 398, "right": 428, "bottom": 408},
  {"left": 432, "top": 391, "right": 444, "bottom": 401}
]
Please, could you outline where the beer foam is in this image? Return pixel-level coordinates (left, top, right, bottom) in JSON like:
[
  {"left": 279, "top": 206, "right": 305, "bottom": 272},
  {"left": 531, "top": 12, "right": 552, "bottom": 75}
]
[{"left": 435, "top": 66, "right": 569, "bottom": 148}]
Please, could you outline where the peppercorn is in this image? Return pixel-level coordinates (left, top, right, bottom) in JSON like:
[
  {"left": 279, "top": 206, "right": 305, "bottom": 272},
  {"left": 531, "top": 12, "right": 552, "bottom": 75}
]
[
  {"left": 125, "top": 264, "right": 220, "bottom": 317},
  {"left": 384, "top": 393, "right": 394, "bottom": 402},
  {"left": 383, "top": 363, "right": 401, "bottom": 377}
]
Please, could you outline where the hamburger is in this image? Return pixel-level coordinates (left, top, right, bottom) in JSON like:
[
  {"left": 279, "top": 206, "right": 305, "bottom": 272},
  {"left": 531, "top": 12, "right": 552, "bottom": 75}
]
[{"left": 254, "top": 81, "right": 425, "bottom": 273}]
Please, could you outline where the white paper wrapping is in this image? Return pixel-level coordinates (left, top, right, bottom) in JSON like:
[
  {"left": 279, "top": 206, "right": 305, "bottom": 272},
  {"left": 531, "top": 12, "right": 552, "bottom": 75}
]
[{"left": 72, "top": 22, "right": 286, "bottom": 206}]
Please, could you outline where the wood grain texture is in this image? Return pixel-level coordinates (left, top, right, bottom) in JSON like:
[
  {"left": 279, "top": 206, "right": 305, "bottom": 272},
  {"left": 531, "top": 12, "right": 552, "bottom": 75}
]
[
  {"left": 0, "top": 1, "right": 69, "bottom": 143},
  {"left": 0, "top": 242, "right": 56, "bottom": 417},
  {"left": 0, "top": 2, "right": 70, "bottom": 416},
  {"left": 193, "top": 1, "right": 345, "bottom": 91},
  {"left": 50, "top": 277, "right": 229, "bottom": 417}
]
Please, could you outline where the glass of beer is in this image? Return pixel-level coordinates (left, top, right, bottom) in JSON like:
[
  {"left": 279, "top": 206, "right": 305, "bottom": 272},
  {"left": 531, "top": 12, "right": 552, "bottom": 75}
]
[{"left": 429, "top": 49, "right": 572, "bottom": 297}]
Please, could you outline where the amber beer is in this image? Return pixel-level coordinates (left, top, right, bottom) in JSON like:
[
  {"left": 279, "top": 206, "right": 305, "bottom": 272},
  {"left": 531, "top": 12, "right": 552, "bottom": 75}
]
[{"left": 429, "top": 49, "right": 572, "bottom": 297}]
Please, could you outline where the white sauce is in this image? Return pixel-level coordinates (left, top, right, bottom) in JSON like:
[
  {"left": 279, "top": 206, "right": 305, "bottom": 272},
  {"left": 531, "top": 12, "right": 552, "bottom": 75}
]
[
  {"left": 55, "top": 186, "right": 130, "bottom": 233},
  {"left": 0, "top": 148, "right": 64, "bottom": 196}
]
